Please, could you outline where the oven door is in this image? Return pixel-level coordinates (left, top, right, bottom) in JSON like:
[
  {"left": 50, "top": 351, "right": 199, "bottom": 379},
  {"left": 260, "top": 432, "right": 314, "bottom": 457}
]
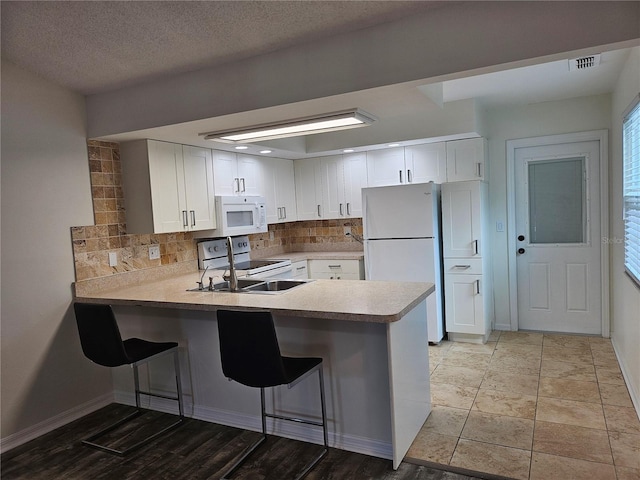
[{"left": 248, "top": 264, "right": 293, "bottom": 280}]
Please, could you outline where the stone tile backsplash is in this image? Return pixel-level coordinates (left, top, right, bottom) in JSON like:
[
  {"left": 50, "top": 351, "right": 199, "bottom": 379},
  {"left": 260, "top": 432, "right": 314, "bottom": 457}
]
[{"left": 72, "top": 141, "right": 363, "bottom": 282}]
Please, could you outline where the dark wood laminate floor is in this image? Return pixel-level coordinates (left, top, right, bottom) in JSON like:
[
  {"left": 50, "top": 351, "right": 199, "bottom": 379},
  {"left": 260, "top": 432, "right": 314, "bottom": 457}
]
[{"left": 1, "top": 404, "right": 488, "bottom": 480}]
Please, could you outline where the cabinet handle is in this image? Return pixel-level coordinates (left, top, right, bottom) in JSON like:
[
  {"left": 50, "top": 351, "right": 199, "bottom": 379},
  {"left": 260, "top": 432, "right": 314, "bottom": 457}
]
[
  {"left": 339, "top": 203, "right": 344, "bottom": 216},
  {"left": 296, "top": 266, "right": 306, "bottom": 271},
  {"left": 190, "top": 210, "right": 196, "bottom": 227},
  {"left": 453, "top": 265, "right": 471, "bottom": 270},
  {"left": 346, "top": 203, "right": 351, "bottom": 216},
  {"left": 277, "top": 207, "right": 282, "bottom": 219},
  {"left": 408, "top": 169, "right": 412, "bottom": 183},
  {"left": 328, "top": 265, "right": 341, "bottom": 269},
  {"left": 477, "top": 162, "right": 482, "bottom": 178},
  {"left": 399, "top": 170, "right": 403, "bottom": 183},
  {"left": 182, "top": 210, "right": 188, "bottom": 228},
  {"left": 234, "top": 178, "right": 240, "bottom": 193},
  {"left": 317, "top": 205, "right": 322, "bottom": 217},
  {"left": 475, "top": 279, "right": 481, "bottom": 295},
  {"left": 240, "top": 178, "right": 246, "bottom": 193},
  {"left": 282, "top": 206, "right": 286, "bottom": 219},
  {"left": 473, "top": 239, "right": 479, "bottom": 255}
]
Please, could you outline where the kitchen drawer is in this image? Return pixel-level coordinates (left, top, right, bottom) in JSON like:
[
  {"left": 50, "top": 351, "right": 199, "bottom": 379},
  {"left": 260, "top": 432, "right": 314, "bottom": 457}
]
[
  {"left": 308, "top": 259, "right": 364, "bottom": 279},
  {"left": 291, "top": 260, "right": 308, "bottom": 279},
  {"left": 443, "top": 258, "right": 483, "bottom": 275}
]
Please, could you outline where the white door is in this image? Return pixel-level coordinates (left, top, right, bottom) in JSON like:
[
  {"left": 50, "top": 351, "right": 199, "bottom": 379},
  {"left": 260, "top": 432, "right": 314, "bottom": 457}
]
[{"left": 514, "top": 140, "right": 601, "bottom": 334}]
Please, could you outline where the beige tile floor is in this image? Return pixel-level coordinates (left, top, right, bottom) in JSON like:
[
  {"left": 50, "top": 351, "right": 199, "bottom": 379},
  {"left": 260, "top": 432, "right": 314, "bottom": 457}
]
[{"left": 406, "top": 331, "right": 640, "bottom": 480}]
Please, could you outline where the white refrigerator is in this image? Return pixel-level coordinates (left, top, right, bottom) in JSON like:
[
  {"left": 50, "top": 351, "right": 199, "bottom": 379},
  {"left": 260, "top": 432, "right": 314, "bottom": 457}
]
[{"left": 362, "top": 182, "right": 444, "bottom": 343}]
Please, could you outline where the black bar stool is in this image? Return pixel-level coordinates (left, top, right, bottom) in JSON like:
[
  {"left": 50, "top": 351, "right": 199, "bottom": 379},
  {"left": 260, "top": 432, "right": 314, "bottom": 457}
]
[
  {"left": 73, "top": 302, "right": 185, "bottom": 455},
  {"left": 216, "top": 309, "right": 328, "bottom": 480}
]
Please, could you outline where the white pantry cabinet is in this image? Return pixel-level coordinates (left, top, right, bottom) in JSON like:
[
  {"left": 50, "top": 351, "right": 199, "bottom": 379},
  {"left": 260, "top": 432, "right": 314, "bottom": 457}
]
[
  {"left": 212, "top": 150, "right": 265, "bottom": 196},
  {"left": 120, "top": 139, "right": 216, "bottom": 234},
  {"left": 263, "top": 157, "right": 297, "bottom": 224},
  {"left": 366, "top": 143, "right": 447, "bottom": 186},
  {"left": 441, "top": 180, "right": 493, "bottom": 343},
  {"left": 445, "top": 138, "right": 487, "bottom": 182}
]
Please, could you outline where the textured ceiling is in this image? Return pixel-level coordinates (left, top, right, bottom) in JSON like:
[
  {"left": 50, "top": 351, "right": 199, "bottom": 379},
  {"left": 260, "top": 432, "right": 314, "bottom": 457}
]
[{"left": 1, "top": 0, "right": 445, "bottom": 95}]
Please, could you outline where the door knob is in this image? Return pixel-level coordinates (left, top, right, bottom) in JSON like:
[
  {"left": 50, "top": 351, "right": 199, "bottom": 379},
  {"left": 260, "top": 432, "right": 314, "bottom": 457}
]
[
  {"left": 518, "top": 235, "right": 525, "bottom": 241},
  {"left": 518, "top": 248, "right": 525, "bottom": 254}
]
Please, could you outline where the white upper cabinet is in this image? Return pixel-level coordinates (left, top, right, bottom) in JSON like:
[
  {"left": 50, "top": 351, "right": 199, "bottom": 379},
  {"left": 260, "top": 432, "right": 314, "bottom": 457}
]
[
  {"left": 212, "top": 150, "right": 266, "bottom": 196},
  {"left": 121, "top": 139, "right": 216, "bottom": 234},
  {"left": 405, "top": 143, "right": 447, "bottom": 184},
  {"left": 366, "top": 147, "right": 406, "bottom": 187},
  {"left": 342, "top": 152, "right": 367, "bottom": 218},
  {"left": 367, "top": 143, "right": 447, "bottom": 186},
  {"left": 445, "top": 138, "right": 487, "bottom": 182},
  {"left": 294, "top": 157, "right": 324, "bottom": 220},
  {"left": 263, "top": 157, "right": 297, "bottom": 224},
  {"left": 296, "top": 153, "right": 367, "bottom": 221}
]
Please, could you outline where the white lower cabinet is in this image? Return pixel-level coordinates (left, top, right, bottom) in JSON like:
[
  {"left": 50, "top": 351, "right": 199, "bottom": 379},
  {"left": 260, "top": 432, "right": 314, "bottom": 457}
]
[
  {"left": 290, "top": 260, "right": 308, "bottom": 279},
  {"left": 308, "top": 259, "right": 364, "bottom": 280},
  {"left": 444, "top": 273, "right": 484, "bottom": 336}
]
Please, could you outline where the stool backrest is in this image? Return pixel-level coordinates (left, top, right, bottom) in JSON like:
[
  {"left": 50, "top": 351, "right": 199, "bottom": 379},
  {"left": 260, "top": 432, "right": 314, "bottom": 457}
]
[
  {"left": 74, "top": 303, "right": 130, "bottom": 367},
  {"left": 217, "top": 310, "right": 287, "bottom": 388}
]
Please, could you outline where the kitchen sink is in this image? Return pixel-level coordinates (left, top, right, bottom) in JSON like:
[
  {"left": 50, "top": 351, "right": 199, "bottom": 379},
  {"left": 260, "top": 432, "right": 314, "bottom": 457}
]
[
  {"left": 243, "top": 279, "right": 310, "bottom": 293},
  {"left": 188, "top": 278, "right": 312, "bottom": 294}
]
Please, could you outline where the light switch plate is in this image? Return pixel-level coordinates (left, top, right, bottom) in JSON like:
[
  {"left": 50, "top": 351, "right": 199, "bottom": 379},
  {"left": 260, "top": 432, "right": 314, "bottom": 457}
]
[
  {"left": 108, "top": 252, "right": 118, "bottom": 267},
  {"left": 149, "top": 245, "right": 160, "bottom": 260}
]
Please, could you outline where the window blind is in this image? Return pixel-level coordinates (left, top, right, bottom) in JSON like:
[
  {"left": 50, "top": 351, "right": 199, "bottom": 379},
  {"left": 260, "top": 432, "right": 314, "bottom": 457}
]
[{"left": 623, "top": 96, "right": 640, "bottom": 286}]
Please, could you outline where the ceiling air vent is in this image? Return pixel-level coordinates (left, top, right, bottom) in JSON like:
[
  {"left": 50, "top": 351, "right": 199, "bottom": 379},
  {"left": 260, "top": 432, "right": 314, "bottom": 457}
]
[{"left": 568, "top": 54, "right": 601, "bottom": 71}]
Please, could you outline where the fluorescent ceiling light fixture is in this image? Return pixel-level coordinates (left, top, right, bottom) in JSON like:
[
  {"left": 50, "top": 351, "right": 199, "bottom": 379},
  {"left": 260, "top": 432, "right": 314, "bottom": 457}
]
[
  {"left": 234, "top": 145, "right": 248, "bottom": 150},
  {"left": 201, "top": 109, "right": 376, "bottom": 143},
  {"left": 388, "top": 143, "right": 400, "bottom": 147},
  {"left": 343, "top": 149, "right": 355, "bottom": 153},
  {"left": 259, "top": 150, "right": 272, "bottom": 154}
]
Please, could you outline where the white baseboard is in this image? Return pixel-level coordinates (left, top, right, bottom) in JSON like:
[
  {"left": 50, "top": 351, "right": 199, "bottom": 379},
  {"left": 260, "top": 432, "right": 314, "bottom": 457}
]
[
  {"left": 0, "top": 392, "right": 113, "bottom": 454},
  {"left": 115, "top": 389, "right": 392, "bottom": 460},
  {"left": 611, "top": 339, "right": 640, "bottom": 419}
]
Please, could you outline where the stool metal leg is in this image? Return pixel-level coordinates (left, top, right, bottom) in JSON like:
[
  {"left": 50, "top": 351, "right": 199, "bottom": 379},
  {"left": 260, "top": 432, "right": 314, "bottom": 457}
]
[{"left": 81, "top": 347, "right": 185, "bottom": 456}]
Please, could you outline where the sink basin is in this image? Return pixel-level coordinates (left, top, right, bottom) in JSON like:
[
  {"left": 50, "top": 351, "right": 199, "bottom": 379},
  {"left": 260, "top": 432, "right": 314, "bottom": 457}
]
[
  {"left": 187, "top": 278, "right": 312, "bottom": 294},
  {"left": 187, "top": 278, "right": 264, "bottom": 292},
  {"left": 243, "top": 279, "right": 310, "bottom": 293}
]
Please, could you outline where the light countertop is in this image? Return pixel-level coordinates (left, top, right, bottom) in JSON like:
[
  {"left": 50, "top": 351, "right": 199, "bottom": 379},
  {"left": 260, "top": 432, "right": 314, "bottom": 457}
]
[{"left": 74, "top": 270, "right": 433, "bottom": 324}]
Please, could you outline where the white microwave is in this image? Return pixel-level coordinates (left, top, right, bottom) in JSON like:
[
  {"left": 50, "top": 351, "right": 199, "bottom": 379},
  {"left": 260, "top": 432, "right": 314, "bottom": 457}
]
[{"left": 212, "top": 195, "right": 267, "bottom": 236}]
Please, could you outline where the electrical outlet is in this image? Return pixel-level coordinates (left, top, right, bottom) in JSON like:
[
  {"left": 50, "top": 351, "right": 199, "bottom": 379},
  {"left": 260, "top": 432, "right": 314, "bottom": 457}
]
[
  {"left": 496, "top": 221, "right": 504, "bottom": 232},
  {"left": 344, "top": 226, "right": 352, "bottom": 235},
  {"left": 149, "top": 245, "right": 160, "bottom": 260}
]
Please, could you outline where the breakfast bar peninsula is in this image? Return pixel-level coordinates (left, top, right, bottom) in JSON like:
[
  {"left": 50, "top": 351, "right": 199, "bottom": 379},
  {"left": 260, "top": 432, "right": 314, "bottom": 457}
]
[{"left": 74, "top": 270, "right": 434, "bottom": 469}]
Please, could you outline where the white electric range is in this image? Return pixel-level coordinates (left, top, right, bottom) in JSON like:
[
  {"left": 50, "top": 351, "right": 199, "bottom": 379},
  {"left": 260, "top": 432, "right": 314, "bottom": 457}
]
[{"left": 197, "top": 236, "right": 292, "bottom": 279}]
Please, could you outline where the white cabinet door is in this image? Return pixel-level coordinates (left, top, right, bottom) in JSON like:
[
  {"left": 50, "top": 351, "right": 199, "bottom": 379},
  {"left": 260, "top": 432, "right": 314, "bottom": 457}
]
[
  {"left": 291, "top": 260, "right": 308, "bottom": 279},
  {"left": 441, "top": 181, "right": 483, "bottom": 258},
  {"left": 212, "top": 149, "right": 239, "bottom": 195},
  {"left": 236, "top": 154, "right": 265, "bottom": 196},
  {"left": 182, "top": 145, "right": 216, "bottom": 231},
  {"left": 265, "top": 157, "right": 297, "bottom": 224},
  {"left": 343, "top": 152, "right": 367, "bottom": 218},
  {"left": 321, "top": 155, "right": 344, "bottom": 219},
  {"left": 446, "top": 138, "right": 486, "bottom": 182},
  {"left": 366, "top": 147, "right": 405, "bottom": 186},
  {"left": 444, "top": 273, "right": 484, "bottom": 334},
  {"left": 294, "top": 157, "right": 324, "bottom": 220},
  {"left": 147, "top": 140, "right": 187, "bottom": 233},
  {"left": 405, "top": 143, "right": 447, "bottom": 184}
]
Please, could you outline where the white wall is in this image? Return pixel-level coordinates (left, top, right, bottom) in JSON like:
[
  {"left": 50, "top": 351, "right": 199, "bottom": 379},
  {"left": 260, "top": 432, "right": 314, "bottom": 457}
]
[
  {"left": 610, "top": 47, "right": 640, "bottom": 411},
  {"left": 484, "top": 95, "right": 612, "bottom": 330},
  {"left": 0, "top": 60, "right": 112, "bottom": 450}
]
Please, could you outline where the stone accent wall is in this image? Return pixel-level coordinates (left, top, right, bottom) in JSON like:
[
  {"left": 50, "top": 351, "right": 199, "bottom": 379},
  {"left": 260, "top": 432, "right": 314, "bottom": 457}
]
[{"left": 71, "top": 141, "right": 363, "bottom": 282}]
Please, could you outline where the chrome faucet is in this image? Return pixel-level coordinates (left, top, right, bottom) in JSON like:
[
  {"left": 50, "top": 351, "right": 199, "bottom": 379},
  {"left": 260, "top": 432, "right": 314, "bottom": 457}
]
[
  {"left": 197, "top": 266, "right": 210, "bottom": 290},
  {"left": 226, "top": 236, "right": 239, "bottom": 292}
]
